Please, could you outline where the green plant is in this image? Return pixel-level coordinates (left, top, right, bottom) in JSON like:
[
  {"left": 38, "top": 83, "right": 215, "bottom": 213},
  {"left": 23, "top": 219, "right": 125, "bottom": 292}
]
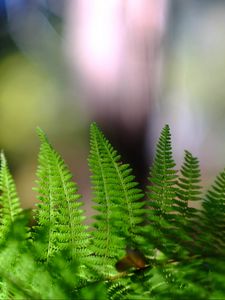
[{"left": 0, "top": 123, "right": 224, "bottom": 299}]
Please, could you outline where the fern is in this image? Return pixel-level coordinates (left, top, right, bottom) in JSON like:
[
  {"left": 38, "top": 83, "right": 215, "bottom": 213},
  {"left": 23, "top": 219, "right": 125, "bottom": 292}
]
[
  {"left": 202, "top": 170, "right": 225, "bottom": 256},
  {"left": 146, "top": 125, "right": 178, "bottom": 255},
  {"left": 33, "top": 128, "right": 89, "bottom": 262},
  {"left": 0, "top": 123, "right": 223, "bottom": 299},
  {"left": 175, "top": 150, "right": 202, "bottom": 256},
  {"left": 88, "top": 123, "right": 145, "bottom": 275},
  {"left": 201, "top": 169, "right": 225, "bottom": 296},
  {"left": 0, "top": 218, "right": 81, "bottom": 299},
  {"left": 0, "top": 152, "right": 22, "bottom": 243},
  {"left": 177, "top": 150, "right": 202, "bottom": 217}
]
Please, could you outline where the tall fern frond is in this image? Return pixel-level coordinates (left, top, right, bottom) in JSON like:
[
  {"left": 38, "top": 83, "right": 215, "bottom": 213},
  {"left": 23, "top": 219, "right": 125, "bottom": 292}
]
[
  {"left": 33, "top": 128, "right": 89, "bottom": 262},
  {"left": 146, "top": 125, "right": 178, "bottom": 254},
  {"left": 89, "top": 123, "right": 145, "bottom": 275},
  {"left": 0, "top": 152, "right": 22, "bottom": 243}
]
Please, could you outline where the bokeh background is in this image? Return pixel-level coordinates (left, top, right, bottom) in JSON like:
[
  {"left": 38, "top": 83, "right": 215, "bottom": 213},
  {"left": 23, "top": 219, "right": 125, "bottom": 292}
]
[{"left": 1, "top": 0, "right": 225, "bottom": 214}]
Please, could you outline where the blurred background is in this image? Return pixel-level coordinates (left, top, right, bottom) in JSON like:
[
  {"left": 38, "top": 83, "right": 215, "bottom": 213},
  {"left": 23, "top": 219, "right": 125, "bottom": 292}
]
[{"left": 1, "top": 0, "right": 225, "bottom": 214}]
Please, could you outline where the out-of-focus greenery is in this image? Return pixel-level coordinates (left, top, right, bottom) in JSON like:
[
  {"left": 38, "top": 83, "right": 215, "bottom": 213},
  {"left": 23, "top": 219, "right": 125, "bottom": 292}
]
[
  {"left": 0, "top": 52, "right": 89, "bottom": 208},
  {"left": 0, "top": 54, "right": 59, "bottom": 154}
]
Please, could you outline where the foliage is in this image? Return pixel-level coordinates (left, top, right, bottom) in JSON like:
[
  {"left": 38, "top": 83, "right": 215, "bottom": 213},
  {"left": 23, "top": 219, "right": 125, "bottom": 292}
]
[{"left": 0, "top": 123, "right": 224, "bottom": 299}]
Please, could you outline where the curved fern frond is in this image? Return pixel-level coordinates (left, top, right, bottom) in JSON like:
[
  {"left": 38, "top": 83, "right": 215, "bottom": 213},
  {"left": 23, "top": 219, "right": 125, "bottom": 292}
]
[
  {"left": 33, "top": 128, "right": 89, "bottom": 262},
  {"left": 146, "top": 125, "right": 178, "bottom": 253},
  {"left": 107, "top": 279, "right": 131, "bottom": 300},
  {"left": 89, "top": 123, "right": 144, "bottom": 275},
  {"left": 0, "top": 152, "right": 22, "bottom": 243}
]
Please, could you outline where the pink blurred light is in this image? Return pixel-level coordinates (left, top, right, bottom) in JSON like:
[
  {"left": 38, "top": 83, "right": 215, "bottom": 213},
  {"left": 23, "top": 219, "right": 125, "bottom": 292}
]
[
  {"left": 67, "top": 0, "right": 124, "bottom": 91},
  {"left": 65, "top": 0, "right": 167, "bottom": 90},
  {"left": 65, "top": 0, "right": 168, "bottom": 127}
]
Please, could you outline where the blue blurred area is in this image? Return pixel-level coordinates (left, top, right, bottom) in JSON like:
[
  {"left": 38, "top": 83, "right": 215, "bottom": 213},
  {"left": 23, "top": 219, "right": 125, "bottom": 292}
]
[{"left": 0, "top": 0, "right": 6, "bottom": 18}]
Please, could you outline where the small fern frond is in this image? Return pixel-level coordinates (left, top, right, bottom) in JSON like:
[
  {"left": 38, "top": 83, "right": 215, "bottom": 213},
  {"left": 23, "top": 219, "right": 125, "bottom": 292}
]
[
  {"left": 177, "top": 150, "right": 202, "bottom": 217},
  {"left": 107, "top": 279, "right": 131, "bottom": 300},
  {"left": 0, "top": 152, "right": 22, "bottom": 243},
  {"left": 147, "top": 125, "right": 177, "bottom": 214},
  {"left": 146, "top": 125, "right": 178, "bottom": 253},
  {"left": 33, "top": 128, "right": 89, "bottom": 262},
  {"left": 89, "top": 123, "right": 144, "bottom": 275}
]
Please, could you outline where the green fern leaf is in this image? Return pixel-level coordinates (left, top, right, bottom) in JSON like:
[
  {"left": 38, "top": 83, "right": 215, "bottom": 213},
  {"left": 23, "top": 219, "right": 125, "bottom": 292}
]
[
  {"left": 33, "top": 128, "right": 89, "bottom": 262},
  {"left": 177, "top": 150, "right": 202, "bottom": 216},
  {"left": 175, "top": 150, "right": 202, "bottom": 255},
  {"left": 201, "top": 185, "right": 225, "bottom": 295},
  {"left": 0, "top": 152, "right": 22, "bottom": 242},
  {"left": 89, "top": 123, "right": 145, "bottom": 275},
  {"left": 202, "top": 170, "right": 225, "bottom": 256},
  {"left": 107, "top": 280, "right": 131, "bottom": 300},
  {"left": 146, "top": 125, "right": 178, "bottom": 253},
  {"left": 0, "top": 221, "right": 72, "bottom": 300}
]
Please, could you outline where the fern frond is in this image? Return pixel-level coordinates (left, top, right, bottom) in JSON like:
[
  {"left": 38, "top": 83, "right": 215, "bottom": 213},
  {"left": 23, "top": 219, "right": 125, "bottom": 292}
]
[
  {"left": 89, "top": 123, "right": 145, "bottom": 275},
  {"left": 177, "top": 150, "right": 202, "bottom": 217},
  {"left": 146, "top": 125, "right": 178, "bottom": 253},
  {"left": 175, "top": 150, "right": 202, "bottom": 256},
  {"left": 33, "top": 128, "right": 89, "bottom": 262},
  {"left": 0, "top": 223, "right": 74, "bottom": 300},
  {"left": 201, "top": 169, "right": 225, "bottom": 256},
  {"left": 167, "top": 257, "right": 214, "bottom": 300},
  {"left": 107, "top": 280, "right": 131, "bottom": 300},
  {"left": 0, "top": 152, "right": 22, "bottom": 243}
]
